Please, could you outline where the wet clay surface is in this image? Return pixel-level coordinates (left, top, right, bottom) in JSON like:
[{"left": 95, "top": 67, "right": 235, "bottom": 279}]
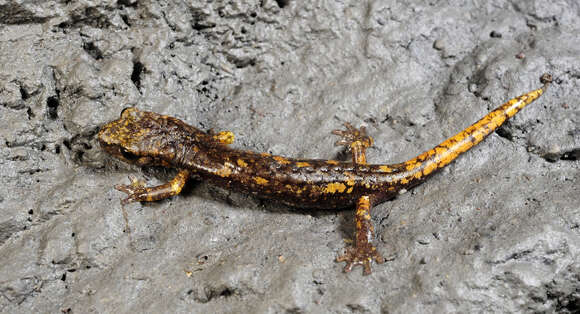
[{"left": 1, "top": 1, "right": 579, "bottom": 313}]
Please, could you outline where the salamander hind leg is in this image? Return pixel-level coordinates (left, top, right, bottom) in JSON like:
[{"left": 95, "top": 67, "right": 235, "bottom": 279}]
[
  {"left": 337, "top": 196, "right": 385, "bottom": 275},
  {"left": 115, "top": 169, "right": 190, "bottom": 205},
  {"left": 332, "top": 122, "right": 373, "bottom": 164}
]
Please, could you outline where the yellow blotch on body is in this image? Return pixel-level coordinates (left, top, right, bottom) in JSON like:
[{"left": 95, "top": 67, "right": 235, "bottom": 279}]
[
  {"left": 295, "top": 162, "right": 311, "bottom": 168},
  {"left": 216, "top": 167, "right": 232, "bottom": 177},
  {"left": 378, "top": 165, "right": 392, "bottom": 172},
  {"left": 273, "top": 156, "right": 291, "bottom": 164},
  {"left": 237, "top": 159, "right": 248, "bottom": 167},
  {"left": 324, "top": 182, "right": 347, "bottom": 193},
  {"left": 216, "top": 162, "right": 234, "bottom": 177},
  {"left": 343, "top": 172, "right": 356, "bottom": 186},
  {"left": 254, "top": 177, "right": 269, "bottom": 185}
]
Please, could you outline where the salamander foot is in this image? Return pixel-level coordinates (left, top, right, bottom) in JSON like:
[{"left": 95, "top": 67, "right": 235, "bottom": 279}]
[
  {"left": 337, "top": 243, "right": 385, "bottom": 275},
  {"left": 115, "top": 175, "right": 148, "bottom": 205},
  {"left": 332, "top": 123, "right": 373, "bottom": 164},
  {"left": 332, "top": 122, "right": 373, "bottom": 149}
]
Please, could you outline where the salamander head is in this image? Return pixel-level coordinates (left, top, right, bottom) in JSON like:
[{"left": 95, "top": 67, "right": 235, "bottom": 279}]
[{"left": 98, "top": 107, "right": 204, "bottom": 166}]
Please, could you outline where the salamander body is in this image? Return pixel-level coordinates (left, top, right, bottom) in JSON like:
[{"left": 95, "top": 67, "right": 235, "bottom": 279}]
[{"left": 98, "top": 74, "right": 552, "bottom": 275}]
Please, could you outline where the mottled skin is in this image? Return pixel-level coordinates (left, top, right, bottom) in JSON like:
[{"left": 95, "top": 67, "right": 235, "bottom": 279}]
[{"left": 98, "top": 74, "right": 552, "bottom": 275}]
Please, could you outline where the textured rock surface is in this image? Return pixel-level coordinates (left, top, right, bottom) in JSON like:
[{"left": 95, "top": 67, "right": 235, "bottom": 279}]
[{"left": 1, "top": 0, "right": 579, "bottom": 313}]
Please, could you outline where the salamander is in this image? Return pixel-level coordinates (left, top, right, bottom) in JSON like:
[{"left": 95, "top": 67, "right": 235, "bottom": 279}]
[{"left": 98, "top": 73, "right": 552, "bottom": 275}]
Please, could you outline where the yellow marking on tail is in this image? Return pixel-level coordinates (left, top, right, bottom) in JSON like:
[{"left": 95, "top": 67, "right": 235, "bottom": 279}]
[{"left": 401, "top": 82, "right": 547, "bottom": 179}]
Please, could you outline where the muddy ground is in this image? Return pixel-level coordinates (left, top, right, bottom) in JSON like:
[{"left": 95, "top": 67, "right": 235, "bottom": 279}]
[{"left": 1, "top": 0, "right": 579, "bottom": 313}]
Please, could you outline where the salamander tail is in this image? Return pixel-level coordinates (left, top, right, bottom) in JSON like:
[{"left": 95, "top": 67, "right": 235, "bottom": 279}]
[{"left": 399, "top": 73, "right": 551, "bottom": 181}]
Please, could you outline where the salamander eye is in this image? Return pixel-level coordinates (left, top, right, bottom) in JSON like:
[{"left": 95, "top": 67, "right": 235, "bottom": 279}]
[{"left": 120, "top": 147, "right": 138, "bottom": 161}]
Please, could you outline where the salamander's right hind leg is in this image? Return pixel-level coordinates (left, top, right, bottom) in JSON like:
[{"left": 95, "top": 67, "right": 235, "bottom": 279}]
[{"left": 332, "top": 122, "right": 373, "bottom": 164}]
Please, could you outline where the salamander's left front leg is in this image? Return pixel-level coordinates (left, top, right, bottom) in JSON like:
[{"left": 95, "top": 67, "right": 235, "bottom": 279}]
[
  {"left": 337, "top": 196, "right": 385, "bottom": 275},
  {"left": 208, "top": 130, "right": 235, "bottom": 145},
  {"left": 115, "top": 169, "right": 191, "bottom": 205}
]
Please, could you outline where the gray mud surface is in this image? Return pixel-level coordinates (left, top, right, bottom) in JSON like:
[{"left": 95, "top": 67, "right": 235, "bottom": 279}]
[{"left": 1, "top": 1, "right": 579, "bottom": 313}]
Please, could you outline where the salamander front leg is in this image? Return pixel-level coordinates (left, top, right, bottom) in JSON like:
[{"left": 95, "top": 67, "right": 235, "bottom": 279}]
[
  {"left": 332, "top": 122, "right": 373, "bottom": 164},
  {"left": 337, "top": 196, "right": 385, "bottom": 275},
  {"left": 115, "top": 169, "right": 191, "bottom": 205},
  {"left": 208, "top": 130, "right": 235, "bottom": 145}
]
